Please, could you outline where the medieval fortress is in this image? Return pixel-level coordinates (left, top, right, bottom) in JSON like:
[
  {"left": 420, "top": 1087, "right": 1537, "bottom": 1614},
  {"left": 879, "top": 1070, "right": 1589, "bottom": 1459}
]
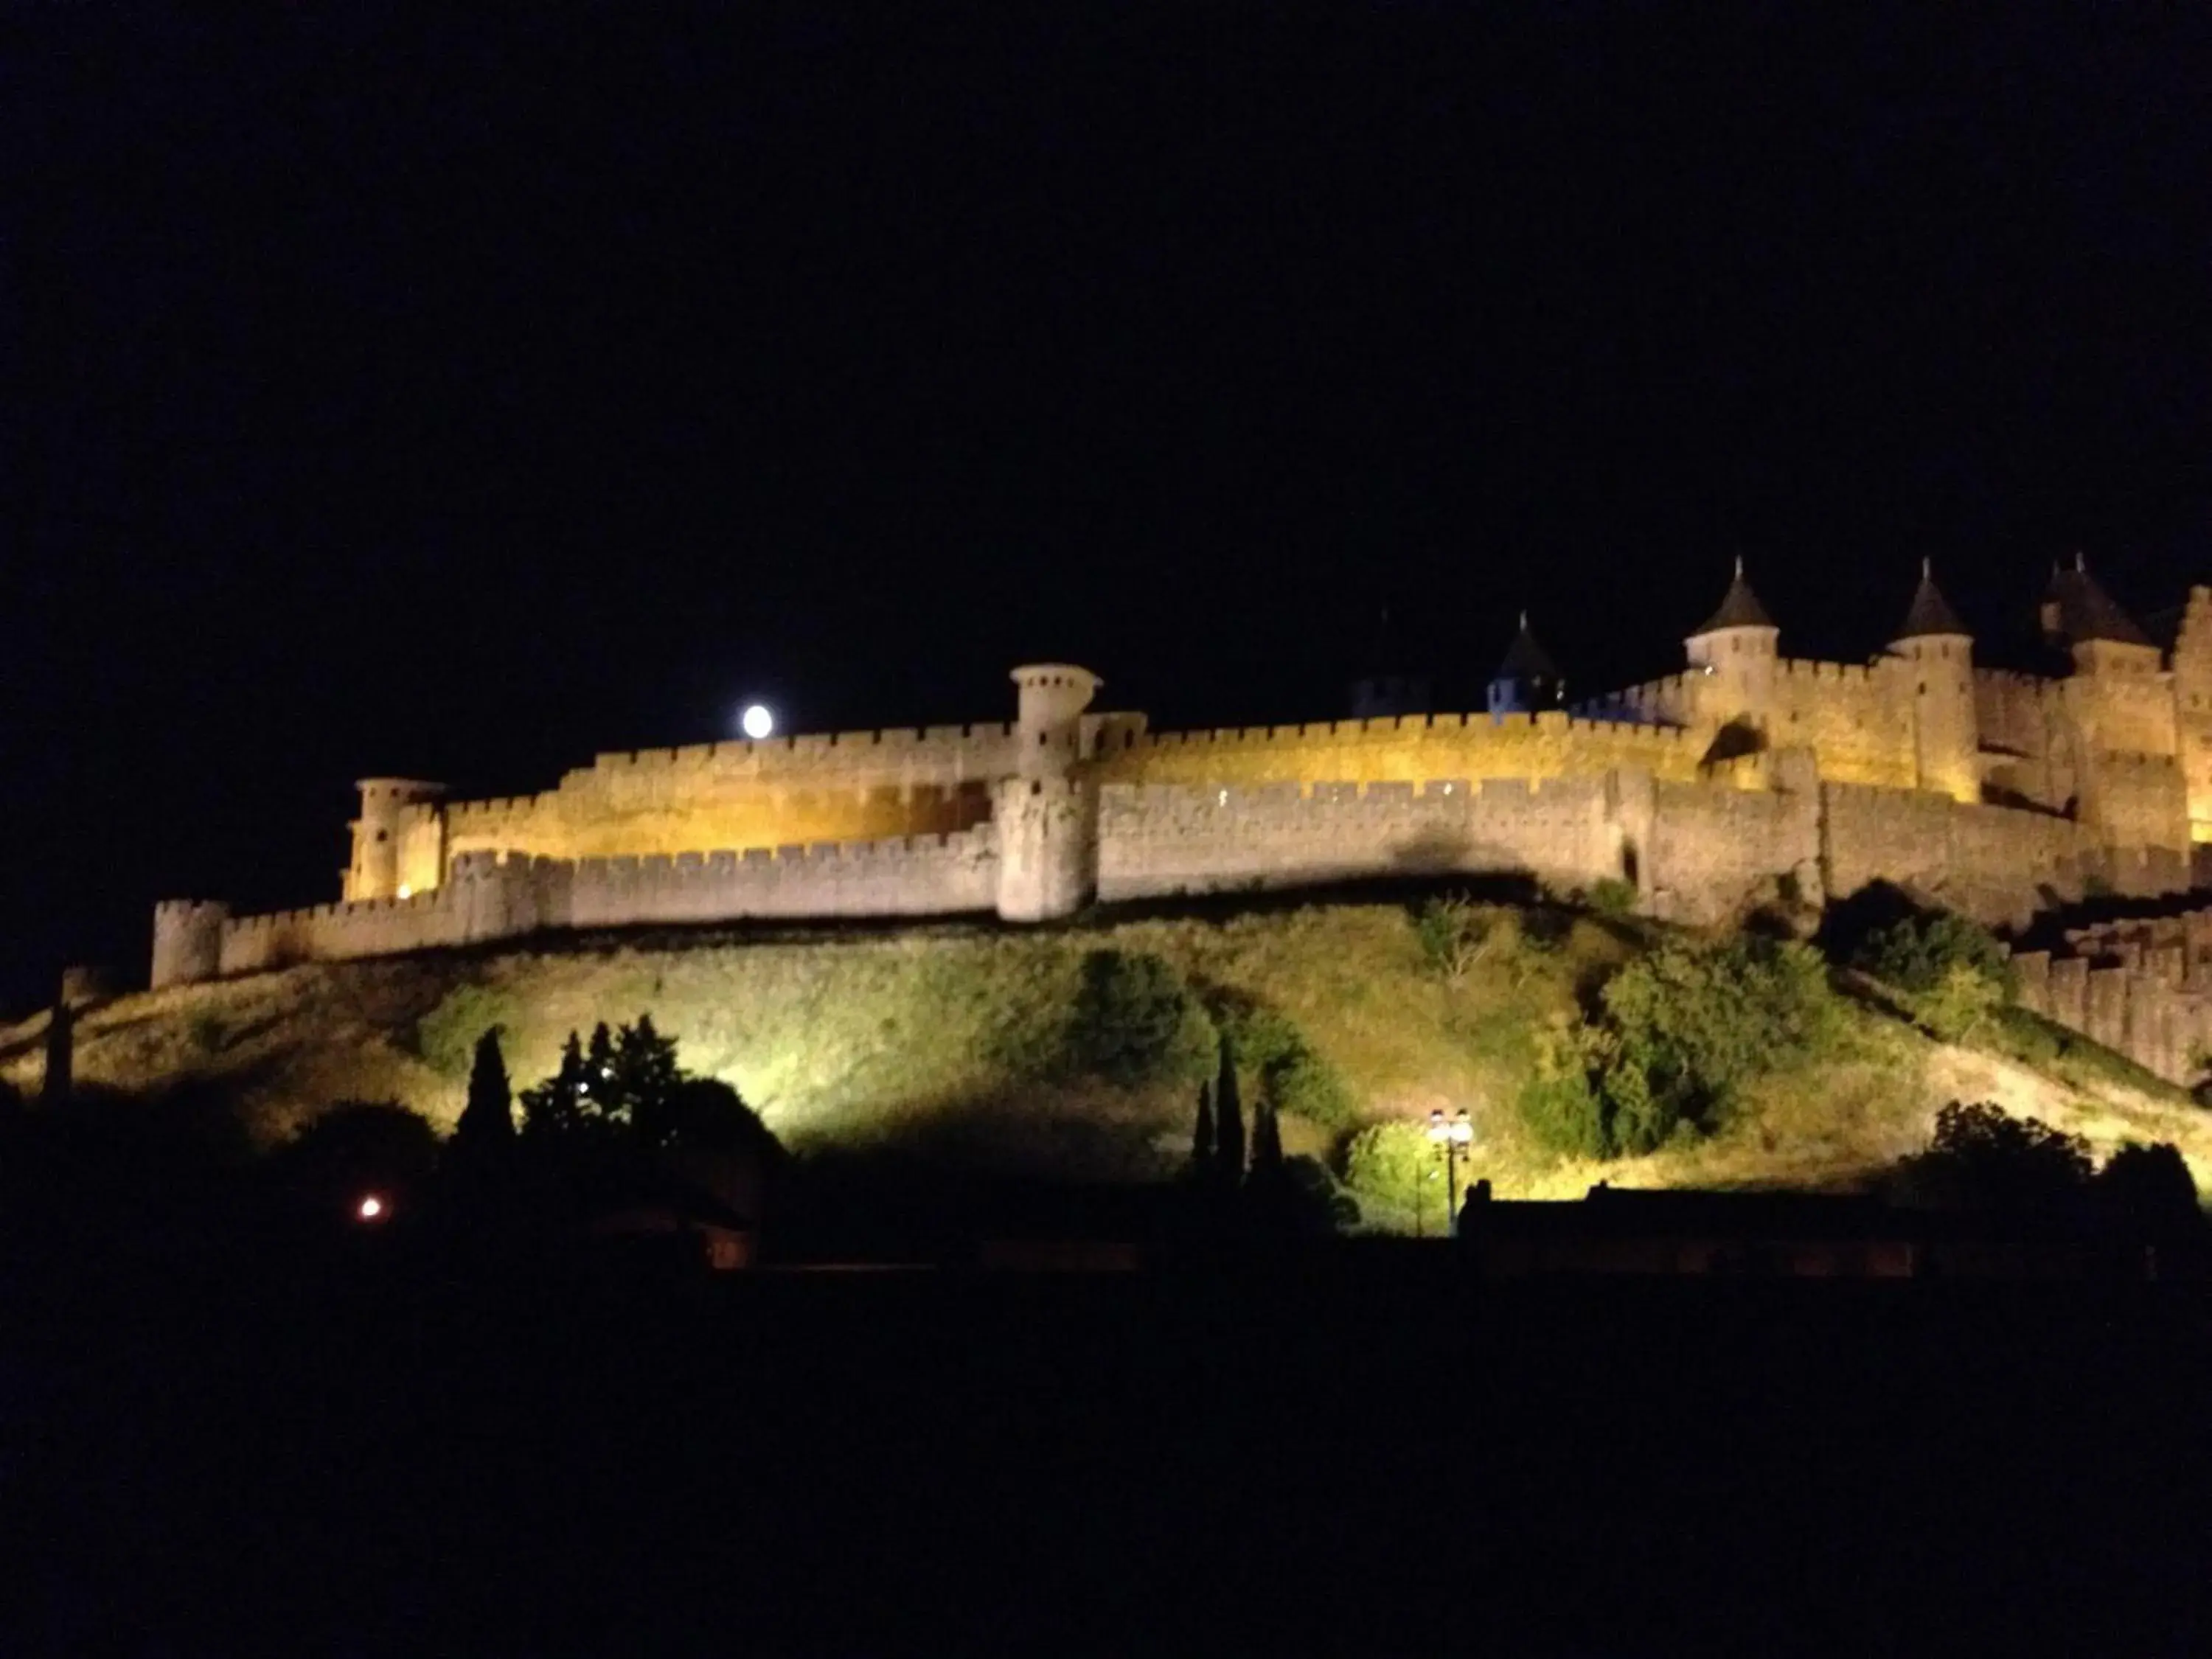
[{"left": 152, "top": 563, "right": 2212, "bottom": 1083}]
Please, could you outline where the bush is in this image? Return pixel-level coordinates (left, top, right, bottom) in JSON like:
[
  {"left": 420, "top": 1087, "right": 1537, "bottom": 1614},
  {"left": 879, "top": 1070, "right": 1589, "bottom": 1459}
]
[
  {"left": 1585, "top": 877, "right": 1638, "bottom": 918},
  {"left": 1343, "top": 1121, "right": 1444, "bottom": 1222},
  {"left": 413, "top": 981, "right": 523, "bottom": 1078},
  {"left": 1517, "top": 937, "right": 1845, "bottom": 1160},
  {"left": 1597, "top": 936, "right": 1841, "bottom": 1147},
  {"left": 2096, "top": 1141, "right": 2201, "bottom": 1234},
  {"left": 1856, "top": 909, "right": 2016, "bottom": 998},
  {"left": 1889, "top": 1101, "right": 2093, "bottom": 1214},
  {"left": 1517, "top": 1020, "right": 1609, "bottom": 1158},
  {"left": 1414, "top": 895, "right": 1500, "bottom": 983},
  {"left": 1261, "top": 1048, "right": 1356, "bottom": 1130},
  {"left": 1067, "top": 950, "right": 1214, "bottom": 1088}
]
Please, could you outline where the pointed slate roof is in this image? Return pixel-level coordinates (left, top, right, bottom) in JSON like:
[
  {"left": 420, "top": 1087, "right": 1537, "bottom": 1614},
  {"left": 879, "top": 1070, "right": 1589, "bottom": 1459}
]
[
  {"left": 1893, "top": 560, "right": 1969, "bottom": 641},
  {"left": 1690, "top": 557, "right": 1776, "bottom": 636},
  {"left": 1493, "top": 611, "right": 1560, "bottom": 684},
  {"left": 2046, "top": 554, "right": 2153, "bottom": 648}
]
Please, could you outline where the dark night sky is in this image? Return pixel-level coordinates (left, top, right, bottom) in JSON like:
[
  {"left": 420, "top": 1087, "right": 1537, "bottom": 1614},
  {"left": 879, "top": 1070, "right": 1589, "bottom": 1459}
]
[{"left": 4, "top": 4, "right": 2209, "bottom": 1011}]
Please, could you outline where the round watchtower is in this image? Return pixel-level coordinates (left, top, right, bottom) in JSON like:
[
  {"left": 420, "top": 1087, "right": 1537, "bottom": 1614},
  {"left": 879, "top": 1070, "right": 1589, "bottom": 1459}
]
[
  {"left": 1887, "top": 560, "right": 1978, "bottom": 803},
  {"left": 1011, "top": 664, "right": 1101, "bottom": 779},
  {"left": 151, "top": 899, "right": 230, "bottom": 990},
  {"left": 1684, "top": 559, "right": 1781, "bottom": 731},
  {"left": 347, "top": 778, "right": 447, "bottom": 902},
  {"left": 998, "top": 664, "right": 1103, "bottom": 921}
]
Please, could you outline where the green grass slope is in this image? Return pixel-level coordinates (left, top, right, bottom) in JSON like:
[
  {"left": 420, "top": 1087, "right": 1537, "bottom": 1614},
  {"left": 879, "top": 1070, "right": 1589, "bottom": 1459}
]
[{"left": 8, "top": 900, "right": 2211, "bottom": 1219}]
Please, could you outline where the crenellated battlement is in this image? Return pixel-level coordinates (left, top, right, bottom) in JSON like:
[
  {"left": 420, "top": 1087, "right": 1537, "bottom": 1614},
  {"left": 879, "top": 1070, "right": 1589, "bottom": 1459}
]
[{"left": 152, "top": 588, "right": 2212, "bottom": 988}]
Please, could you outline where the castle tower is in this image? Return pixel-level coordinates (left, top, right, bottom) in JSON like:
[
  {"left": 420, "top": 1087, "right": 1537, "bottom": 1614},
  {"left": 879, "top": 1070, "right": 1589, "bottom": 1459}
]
[
  {"left": 345, "top": 778, "right": 446, "bottom": 902},
  {"left": 2171, "top": 585, "right": 2212, "bottom": 841},
  {"left": 1887, "top": 560, "right": 1980, "bottom": 803},
  {"left": 150, "top": 899, "right": 230, "bottom": 990},
  {"left": 995, "top": 664, "right": 1102, "bottom": 922},
  {"left": 2040, "top": 557, "right": 2185, "bottom": 847},
  {"left": 1486, "top": 612, "right": 1563, "bottom": 719},
  {"left": 1683, "top": 558, "right": 1780, "bottom": 736}
]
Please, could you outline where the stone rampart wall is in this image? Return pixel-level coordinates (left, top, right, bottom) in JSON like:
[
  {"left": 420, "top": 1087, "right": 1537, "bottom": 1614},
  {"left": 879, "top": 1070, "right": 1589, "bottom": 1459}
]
[
  {"left": 213, "top": 831, "right": 1001, "bottom": 975},
  {"left": 1095, "top": 776, "right": 1617, "bottom": 900},
  {"left": 1095, "top": 709, "right": 1710, "bottom": 793}
]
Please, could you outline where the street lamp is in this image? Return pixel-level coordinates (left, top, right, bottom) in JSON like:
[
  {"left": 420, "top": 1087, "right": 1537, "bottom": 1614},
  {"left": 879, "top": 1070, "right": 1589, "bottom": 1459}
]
[{"left": 1427, "top": 1109, "right": 1475, "bottom": 1231}]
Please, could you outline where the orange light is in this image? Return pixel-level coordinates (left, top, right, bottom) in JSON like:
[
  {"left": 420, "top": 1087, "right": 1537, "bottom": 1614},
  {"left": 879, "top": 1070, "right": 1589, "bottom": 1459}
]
[{"left": 357, "top": 1194, "right": 387, "bottom": 1222}]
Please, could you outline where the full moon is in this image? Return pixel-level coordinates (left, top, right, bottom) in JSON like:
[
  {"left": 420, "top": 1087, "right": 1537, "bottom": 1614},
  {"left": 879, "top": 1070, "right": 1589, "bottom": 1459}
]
[{"left": 740, "top": 703, "right": 775, "bottom": 740}]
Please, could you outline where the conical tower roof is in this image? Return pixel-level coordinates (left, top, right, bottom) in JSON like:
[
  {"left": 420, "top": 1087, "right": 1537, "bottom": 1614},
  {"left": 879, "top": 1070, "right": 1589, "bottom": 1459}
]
[
  {"left": 1690, "top": 557, "right": 1775, "bottom": 636},
  {"left": 1493, "top": 611, "right": 1560, "bottom": 684},
  {"left": 2045, "top": 554, "right": 2152, "bottom": 647},
  {"left": 1892, "top": 559, "right": 1969, "bottom": 641}
]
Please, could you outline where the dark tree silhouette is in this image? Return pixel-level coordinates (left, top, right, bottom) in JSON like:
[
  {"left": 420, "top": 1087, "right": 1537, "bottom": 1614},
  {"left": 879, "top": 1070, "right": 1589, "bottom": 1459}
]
[
  {"left": 582, "top": 1023, "right": 619, "bottom": 1119},
  {"left": 1249, "top": 1096, "right": 1284, "bottom": 1183},
  {"left": 2096, "top": 1141, "right": 2201, "bottom": 1235},
  {"left": 521, "top": 1032, "right": 590, "bottom": 1141},
  {"left": 454, "top": 1028, "right": 515, "bottom": 1152},
  {"left": 1891, "top": 1101, "right": 2093, "bottom": 1214},
  {"left": 616, "top": 1014, "right": 684, "bottom": 1139},
  {"left": 272, "top": 1101, "right": 439, "bottom": 1217},
  {"left": 1213, "top": 1032, "right": 1245, "bottom": 1185},
  {"left": 1189, "top": 1079, "right": 1216, "bottom": 1182}
]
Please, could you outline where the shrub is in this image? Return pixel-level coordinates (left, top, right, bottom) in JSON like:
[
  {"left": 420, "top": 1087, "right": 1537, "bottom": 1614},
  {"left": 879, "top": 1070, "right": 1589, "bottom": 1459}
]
[
  {"left": 1517, "top": 1020, "right": 1609, "bottom": 1158},
  {"left": 1343, "top": 1121, "right": 1444, "bottom": 1221},
  {"left": 1597, "top": 936, "right": 1841, "bottom": 1138},
  {"left": 1261, "top": 1048, "right": 1356, "bottom": 1130},
  {"left": 1585, "top": 877, "right": 1638, "bottom": 918},
  {"left": 2096, "top": 1141, "right": 2201, "bottom": 1234},
  {"left": 1889, "top": 1101, "right": 2093, "bottom": 1214},
  {"left": 413, "top": 981, "right": 522, "bottom": 1078},
  {"left": 1414, "top": 894, "right": 1493, "bottom": 983},
  {"left": 1517, "top": 937, "right": 1845, "bottom": 1161},
  {"left": 1856, "top": 910, "right": 2015, "bottom": 998},
  {"left": 1067, "top": 950, "right": 1214, "bottom": 1088}
]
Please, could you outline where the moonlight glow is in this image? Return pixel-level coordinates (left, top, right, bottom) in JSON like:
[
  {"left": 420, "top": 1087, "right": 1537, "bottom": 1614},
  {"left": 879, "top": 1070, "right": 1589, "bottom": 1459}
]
[{"left": 741, "top": 703, "right": 775, "bottom": 740}]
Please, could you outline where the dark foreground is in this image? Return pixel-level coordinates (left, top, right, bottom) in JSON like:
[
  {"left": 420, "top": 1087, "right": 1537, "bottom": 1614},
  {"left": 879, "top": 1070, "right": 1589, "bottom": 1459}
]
[{"left": 8, "top": 1243, "right": 2212, "bottom": 1655}]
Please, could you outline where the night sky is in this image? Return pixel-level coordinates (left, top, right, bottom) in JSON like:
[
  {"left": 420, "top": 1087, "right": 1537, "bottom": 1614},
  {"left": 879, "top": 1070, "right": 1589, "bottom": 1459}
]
[{"left": 5, "top": 5, "right": 2209, "bottom": 1011}]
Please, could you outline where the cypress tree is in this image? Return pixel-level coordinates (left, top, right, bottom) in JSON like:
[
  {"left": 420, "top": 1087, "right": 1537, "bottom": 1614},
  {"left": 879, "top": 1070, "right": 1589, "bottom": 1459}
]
[
  {"left": 1190, "top": 1079, "right": 1217, "bottom": 1181},
  {"left": 1250, "top": 1096, "right": 1284, "bottom": 1184},
  {"left": 521, "top": 1031, "right": 589, "bottom": 1141},
  {"left": 582, "top": 1022, "right": 618, "bottom": 1123},
  {"left": 1213, "top": 1032, "right": 1245, "bottom": 1185},
  {"left": 454, "top": 1027, "right": 515, "bottom": 1152}
]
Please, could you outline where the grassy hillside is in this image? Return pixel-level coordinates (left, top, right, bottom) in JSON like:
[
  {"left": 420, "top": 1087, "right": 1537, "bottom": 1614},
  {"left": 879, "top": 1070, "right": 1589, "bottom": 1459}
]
[{"left": 9, "top": 898, "right": 2211, "bottom": 1220}]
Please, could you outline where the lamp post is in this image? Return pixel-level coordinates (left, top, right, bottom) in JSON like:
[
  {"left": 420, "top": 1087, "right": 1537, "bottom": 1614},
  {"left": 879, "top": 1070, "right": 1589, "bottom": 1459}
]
[{"left": 1427, "top": 1109, "right": 1475, "bottom": 1231}]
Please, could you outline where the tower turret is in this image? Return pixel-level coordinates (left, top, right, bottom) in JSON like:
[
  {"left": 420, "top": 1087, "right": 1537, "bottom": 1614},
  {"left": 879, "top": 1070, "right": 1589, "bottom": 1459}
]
[
  {"left": 1684, "top": 558, "right": 1780, "bottom": 732},
  {"left": 996, "top": 664, "right": 1102, "bottom": 921},
  {"left": 345, "top": 779, "right": 447, "bottom": 902},
  {"left": 1886, "top": 559, "right": 1979, "bottom": 802},
  {"left": 1487, "top": 612, "right": 1563, "bottom": 719},
  {"left": 150, "top": 899, "right": 229, "bottom": 990}
]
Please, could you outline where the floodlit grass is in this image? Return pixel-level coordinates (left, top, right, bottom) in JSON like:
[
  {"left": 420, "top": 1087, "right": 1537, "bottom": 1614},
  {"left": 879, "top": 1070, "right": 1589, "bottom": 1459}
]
[{"left": 11, "top": 897, "right": 2212, "bottom": 1217}]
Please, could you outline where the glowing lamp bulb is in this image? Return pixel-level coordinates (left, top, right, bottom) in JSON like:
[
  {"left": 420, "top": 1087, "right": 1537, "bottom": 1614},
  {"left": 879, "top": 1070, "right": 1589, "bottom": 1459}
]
[
  {"left": 741, "top": 703, "right": 775, "bottom": 740},
  {"left": 356, "top": 1194, "right": 386, "bottom": 1222},
  {"left": 395, "top": 883, "right": 412, "bottom": 900}
]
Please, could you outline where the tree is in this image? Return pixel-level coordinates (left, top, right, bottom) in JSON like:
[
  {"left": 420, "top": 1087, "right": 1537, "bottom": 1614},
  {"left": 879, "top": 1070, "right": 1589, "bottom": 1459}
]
[
  {"left": 2096, "top": 1141, "right": 2201, "bottom": 1235},
  {"left": 1068, "top": 950, "right": 1212, "bottom": 1086},
  {"left": 453, "top": 1028, "right": 515, "bottom": 1153},
  {"left": 1213, "top": 1032, "right": 1245, "bottom": 1185},
  {"left": 617, "top": 1015, "right": 689, "bottom": 1147},
  {"left": 1891, "top": 1102, "right": 2093, "bottom": 1214},
  {"left": 271, "top": 1101, "right": 440, "bottom": 1216},
  {"left": 1249, "top": 1096, "right": 1284, "bottom": 1184},
  {"left": 520, "top": 1032, "right": 590, "bottom": 1141},
  {"left": 582, "top": 1023, "right": 619, "bottom": 1121},
  {"left": 1189, "top": 1079, "right": 1216, "bottom": 1183}
]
